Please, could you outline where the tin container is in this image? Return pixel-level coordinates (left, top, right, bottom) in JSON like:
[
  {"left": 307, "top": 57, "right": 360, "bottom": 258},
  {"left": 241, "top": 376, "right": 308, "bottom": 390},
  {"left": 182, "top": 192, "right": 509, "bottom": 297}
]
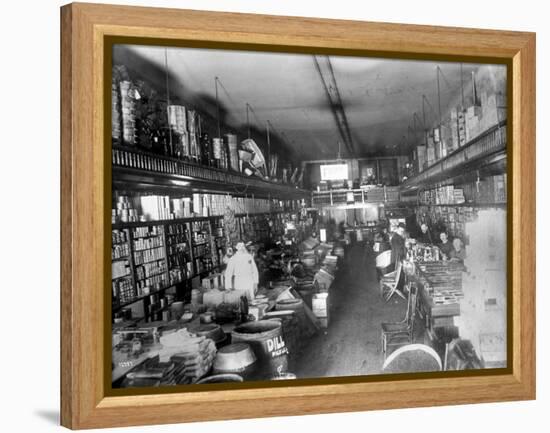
[
  {"left": 231, "top": 320, "right": 288, "bottom": 379},
  {"left": 188, "top": 323, "right": 226, "bottom": 345},
  {"left": 213, "top": 343, "right": 257, "bottom": 376},
  {"left": 213, "top": 138, "right": 222, "bottom": 159}
]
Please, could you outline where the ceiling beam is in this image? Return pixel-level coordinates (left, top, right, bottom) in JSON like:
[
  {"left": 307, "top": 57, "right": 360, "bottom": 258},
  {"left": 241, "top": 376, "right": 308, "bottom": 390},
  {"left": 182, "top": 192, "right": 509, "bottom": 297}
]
[{"left": 313, "top": 56, "right": 356, "bottom": 158}]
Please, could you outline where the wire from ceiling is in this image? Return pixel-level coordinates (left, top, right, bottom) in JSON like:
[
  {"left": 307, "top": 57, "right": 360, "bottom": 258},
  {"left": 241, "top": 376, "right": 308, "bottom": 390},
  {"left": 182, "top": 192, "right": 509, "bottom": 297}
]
[{"left": 211, "top": 76, "right": 296, "bottom": 161}]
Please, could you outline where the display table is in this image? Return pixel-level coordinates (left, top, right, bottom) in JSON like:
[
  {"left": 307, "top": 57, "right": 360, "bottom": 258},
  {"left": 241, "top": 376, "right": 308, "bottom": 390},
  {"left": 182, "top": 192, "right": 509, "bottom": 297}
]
[
  {"left": 405, "top": 259, "right": 464, "bottom": 340},
  {"left": 112, "top": 343, "right": 163, "bottom": 384},
  {"left": 111, "top": 276, "right": 328, "bottom": 387}
]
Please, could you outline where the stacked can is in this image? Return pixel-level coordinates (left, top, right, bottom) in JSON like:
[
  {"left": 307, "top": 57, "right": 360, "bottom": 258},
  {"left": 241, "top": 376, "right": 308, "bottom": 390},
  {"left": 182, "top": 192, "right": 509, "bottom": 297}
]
[
  {"left": 212, "top": 137, "right": 222, "bottom": 168},
  {"left": 167, "top": 105, "right": 189, "bottom": 158},
  {"left": 187, "top": 110, "right": 199, "bottom": 161},
  {"left": 111, "top": 79, "right": 121, "bottom": 142},
  {"left": 224, "top": 133, "right": 239, "bottom": 171},
  {"left": 114, "top": 195, "right": 139, "bottom": 223},
  {"left": 167, "top": 105, "right": 186, "bottom": 134},
  {"left": 119, "top": 81, "right": 136, "bottom": 145}
]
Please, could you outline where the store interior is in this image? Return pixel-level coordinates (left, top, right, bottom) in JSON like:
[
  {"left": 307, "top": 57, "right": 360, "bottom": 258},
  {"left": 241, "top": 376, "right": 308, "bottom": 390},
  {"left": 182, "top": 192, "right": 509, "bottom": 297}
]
[{"left": 111, "top": 45, "right": 508, "bottom": 388}]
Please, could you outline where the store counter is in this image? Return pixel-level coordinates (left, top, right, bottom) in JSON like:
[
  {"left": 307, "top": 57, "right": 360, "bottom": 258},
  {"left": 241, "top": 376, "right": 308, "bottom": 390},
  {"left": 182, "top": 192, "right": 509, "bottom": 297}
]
[{"left": 405, "top": 259, "right": 464, "bottom": 339}]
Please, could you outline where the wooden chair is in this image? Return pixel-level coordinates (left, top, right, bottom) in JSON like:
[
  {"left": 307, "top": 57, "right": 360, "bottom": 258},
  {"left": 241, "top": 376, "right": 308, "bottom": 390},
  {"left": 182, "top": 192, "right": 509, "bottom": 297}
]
[
  {"left": 379, "top": 260, "right": 405, "bottom": 301},
  {"left": 375, "top": 249, "right": 392, "bottom": 282},
  {"left": 381, "top": 283, "right": 418, "bottom": 360},
  {"left": 375, "top": 250, "right": 392, "bottom": 269}
]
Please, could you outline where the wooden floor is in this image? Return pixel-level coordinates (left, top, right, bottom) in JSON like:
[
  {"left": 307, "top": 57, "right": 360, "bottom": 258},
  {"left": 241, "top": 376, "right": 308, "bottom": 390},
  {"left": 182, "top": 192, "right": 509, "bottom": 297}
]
[{"left": 294, "top": 244, "right": 409, "bottom": 378}]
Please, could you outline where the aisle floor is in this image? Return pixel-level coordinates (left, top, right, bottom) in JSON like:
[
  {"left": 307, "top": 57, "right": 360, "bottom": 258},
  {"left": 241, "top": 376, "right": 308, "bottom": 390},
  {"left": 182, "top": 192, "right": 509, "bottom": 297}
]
[{"left": 294, "top": 244, "right": 412, "bottom": 378}]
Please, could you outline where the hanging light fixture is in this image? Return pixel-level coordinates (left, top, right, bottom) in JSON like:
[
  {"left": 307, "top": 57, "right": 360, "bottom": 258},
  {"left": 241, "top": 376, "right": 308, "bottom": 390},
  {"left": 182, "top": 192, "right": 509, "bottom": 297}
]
[{"left": 336, "top": 140, "right": 342, "bottom": 161}]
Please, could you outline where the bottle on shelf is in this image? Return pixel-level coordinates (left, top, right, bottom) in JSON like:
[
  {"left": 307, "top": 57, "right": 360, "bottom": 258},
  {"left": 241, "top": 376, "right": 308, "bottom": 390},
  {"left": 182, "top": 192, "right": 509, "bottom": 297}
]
[
  {"left": 131, "top": 225, "right": 168, "bottom": 294},
  {"left": 200, "top": 131, "right": 212, "bottom": 167},
  {"left": 165, "top": 222, "right": 193, "bottom": 285},
  {"left": 187, "top": 110, "right": 199, "bottom": 164},
  {"left": 212, "top": 137, "right": 222, "bottom": 169}
]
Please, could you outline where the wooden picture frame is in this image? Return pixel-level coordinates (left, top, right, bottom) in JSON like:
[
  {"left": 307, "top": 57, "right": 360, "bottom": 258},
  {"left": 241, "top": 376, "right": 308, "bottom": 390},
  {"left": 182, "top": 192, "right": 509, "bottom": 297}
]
[{"left": 61, "top": 2, "right": 535, "bottom": 429}]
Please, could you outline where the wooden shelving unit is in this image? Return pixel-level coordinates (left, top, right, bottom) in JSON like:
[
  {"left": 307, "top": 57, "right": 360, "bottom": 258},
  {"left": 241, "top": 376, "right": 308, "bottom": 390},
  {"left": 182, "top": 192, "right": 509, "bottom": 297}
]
[
  {"left": 112, "top": 217, "right": 221, "bottom": 316},
  {"left": 112, "top": 215, "right": 217, "bottom": 230},
  {"left": 112, "top": 145, "right": 310, "bottom": 200},
  {"left": 111, "top": 228, "right": 135, "bottom": 305},
  {"left": 400, "top": 120, "right": 507, "bottom": 190},
  {"left": 209, "top": 217, "right": 225, "bottom": 268},
  {"left": 165, "top": 221, "right": 193, "bottom": 286},
  {"left": 396, "top": 123, "right": 508, "bottom": 243},
  {"left": 110, "top": 140, "right": 312, "bottom": 321},
  {"left": 190, "top": 219, "right": 214, "bottom": 276},
  {"left": 415, "top": 202, "right": 506, "bottom": 209},
  {"left": 130, "top": 224, "right": 169, "bottom": 300},
  {"left": 111, "top": 210, "right": 307, "bottom": 318}
]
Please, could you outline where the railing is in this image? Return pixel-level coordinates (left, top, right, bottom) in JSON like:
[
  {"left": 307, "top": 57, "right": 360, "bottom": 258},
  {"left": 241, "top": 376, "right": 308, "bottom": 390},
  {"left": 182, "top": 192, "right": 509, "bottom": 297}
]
[
  {"left": 112, "top": 145, "right": 310, "bottom": 199},
  {"left": 311, "top": 186, "right": 401, "bottom": 207}
]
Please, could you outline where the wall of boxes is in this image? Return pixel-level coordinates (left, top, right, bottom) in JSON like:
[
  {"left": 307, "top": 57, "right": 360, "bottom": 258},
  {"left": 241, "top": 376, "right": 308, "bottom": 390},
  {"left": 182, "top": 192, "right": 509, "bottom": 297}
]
[{"left": 411, "top": 65, "right": 506, "bottom": 175}]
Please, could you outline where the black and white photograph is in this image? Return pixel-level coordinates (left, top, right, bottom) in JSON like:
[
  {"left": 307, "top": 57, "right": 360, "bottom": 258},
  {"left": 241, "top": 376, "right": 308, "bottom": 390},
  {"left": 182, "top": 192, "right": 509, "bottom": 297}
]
[{"left": 110, "top": 43, "right": 508, "bottom": 389}]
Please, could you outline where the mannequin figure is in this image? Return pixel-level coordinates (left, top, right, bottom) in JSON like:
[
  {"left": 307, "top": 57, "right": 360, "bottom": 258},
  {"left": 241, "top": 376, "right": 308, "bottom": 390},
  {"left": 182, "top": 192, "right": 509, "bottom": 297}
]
[
  {"left": 224, "top": 242, "right": 259, "bottom": 300},
  {"left": 222, "top": 245, "right": 234, "bottom": 266}
]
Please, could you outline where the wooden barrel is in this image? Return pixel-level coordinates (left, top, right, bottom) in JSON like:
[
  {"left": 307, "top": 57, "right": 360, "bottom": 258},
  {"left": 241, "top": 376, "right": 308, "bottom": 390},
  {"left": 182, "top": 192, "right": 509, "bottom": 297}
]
[
  {"left": 231, "top": 320, "right": 289, "bottom": 378},
  {"left": 275, "top": 298, "right": 304, "bottom": 311},
  {"left": 196, "top": 374, "right": 243, "bottom": 384},
  {"left": 263, "top": 310, "right": 300, "bottom": 367},
  {"left": 275, "top": 298, "right": 316, "bottom": 339}
]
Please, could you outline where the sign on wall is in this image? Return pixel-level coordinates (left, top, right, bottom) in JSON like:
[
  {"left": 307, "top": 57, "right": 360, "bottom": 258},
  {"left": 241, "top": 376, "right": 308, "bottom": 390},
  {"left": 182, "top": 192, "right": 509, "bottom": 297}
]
[{"left": 320, "top": 164, "right": 348, "bottom": 180}]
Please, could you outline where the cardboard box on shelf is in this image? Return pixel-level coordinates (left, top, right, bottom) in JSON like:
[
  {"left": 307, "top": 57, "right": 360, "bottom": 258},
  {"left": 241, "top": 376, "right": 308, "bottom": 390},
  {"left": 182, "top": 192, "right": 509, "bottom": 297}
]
[
  {"left": 481, "top": 91, "right": 488, "bottom": 108},
  {"left": 479, "top": 94, "right": 499, "bottom": 132},
  {"left": 440, "top": 124, "right": 451, "bottom": 153},
  {"left": 416, "top": 145, "right": 426, "bottom": 172},
  {"left": 457, "top": 111, "right": 467, "bottom": 146},
  {"left": 496, "top": 92, "right": 506, "bottom": 108},
  {"left": 440, "top": 142, "right": 447, "bottom": 158},
  {"left": 498, "top": 107, "right": 507, "bottom": 122},
  {"left": 465, "top": 115, "right": 480, "bottom": 142},
  {"left": 450, "top": 107, "right": 458, "bottom": 121},
  {"left": 433, "top": 127, "right": 440, "bottom": 143},
  {"left": 449, "top": 120, "right": 459, "bottom": 151},
  {"left": 427, "top": 134, "right": 434, "bottom": 148},
  {"left": 426, "top": 147, "right": 435, "bottom": 165},
  {"left": 466, "top": 105, "right": 482, "bottom": 119},
  {"left": 450, "top": 135, "right": 459, "bottom": 151}
]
